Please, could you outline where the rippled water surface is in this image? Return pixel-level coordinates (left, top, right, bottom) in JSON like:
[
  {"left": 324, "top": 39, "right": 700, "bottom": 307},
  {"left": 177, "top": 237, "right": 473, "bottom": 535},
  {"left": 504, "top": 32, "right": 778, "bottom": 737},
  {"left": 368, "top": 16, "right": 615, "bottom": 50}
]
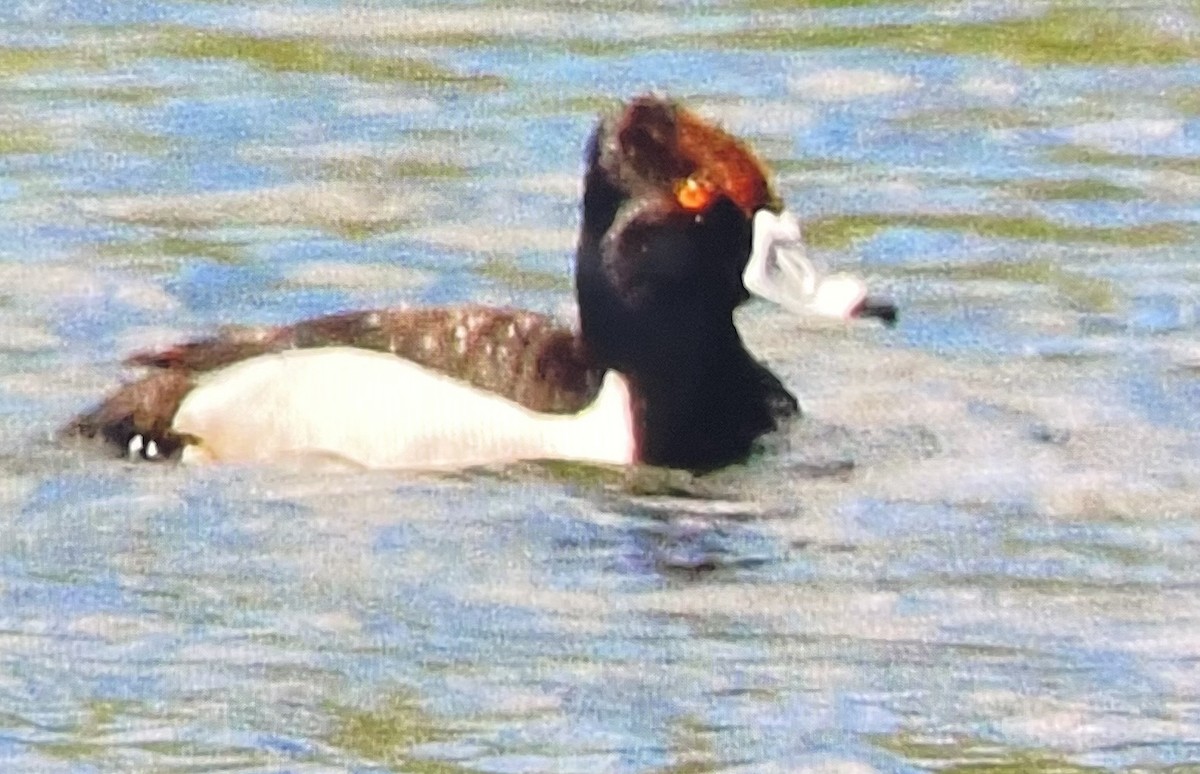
[{"left": 3, "top": 0, "right": 1200, "bottom": 771}]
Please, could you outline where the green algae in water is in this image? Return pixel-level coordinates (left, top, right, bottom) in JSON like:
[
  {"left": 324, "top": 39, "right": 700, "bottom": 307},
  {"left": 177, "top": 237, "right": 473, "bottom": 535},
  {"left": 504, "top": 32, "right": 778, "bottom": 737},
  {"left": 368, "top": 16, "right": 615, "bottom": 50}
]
[
  {"left": 906, "top": 258, "right": 1118, "bottom": 312},
  {"left": 477, "top": 258, "right": 572, "bottom": 292},
  {"left": 678, "top": 7, "right": 1197, "bottom": 66},
  {"left": 649, "top": 715, "right": 724, "bottom": 774},
  {"left": 313, "top": 158, "right": 470, "bottom": 183},
  {"left": 154, "top": 27, "right": 503, "bottom": 86},
  {"left": 893, "top": 106, "right": 1053, "bottom": 133},
  {"left": 744, "top": 0, "right": 926, "bottom": 6},
  {"left": 889, "top": 103, "right": 1118, "bottom": 134},
  {"left": 1003, "top": 178, "right": 1142, "bottom": 202},
  {"left": 875, "top": 733, "right": 1106, "bottom": 773},
  {"left": 521, "top": 458, "right": 630, "bottom": 488},
  {"left": 768, "top": 155, "right": 855, "bottom": 175},
  {"left": 805, "top": 213, "right": 1188, "bottom": 251},
  {"left": 513, "top": 93, "right": 623, "bottom": 117},
  {"left": 34, "top": 699, "right": 216, "bottom": 764},
  {"left": 0, "top": 47, "right": 73, "bottom": 77},
  {"left": 326, "top": 692, "right": 465, "bottom": 772},
  {"left": 0, "top": 128, "right": 53, "bottom": 155},
  {"left": 98, "top": 234, "right": 249, "bottom": 267},
  {"left": 0, "top": 38, "right": 148, "bottom": 77},
  {"left": 389, "top": 29, "right": 644, "bottom": 57},
  {"left": 1169, "top": 87, "right": 1200, "bottom": 117},
  {"left": 466, "top": 459, "right": 728, "bottom": 500},
  {"left": 1047, "top": 145, "right": 1200, "bottom": 176},
  {"left": 6, "top": 84, "right": 171, "bottom": 106}
]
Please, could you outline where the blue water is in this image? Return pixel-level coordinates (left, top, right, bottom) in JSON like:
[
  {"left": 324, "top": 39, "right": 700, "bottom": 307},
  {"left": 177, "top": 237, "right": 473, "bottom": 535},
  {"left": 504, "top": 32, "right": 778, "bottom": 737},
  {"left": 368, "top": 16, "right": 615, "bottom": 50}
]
[{"left": 1, "top": 1, "right": 1199, "bottom": 771}]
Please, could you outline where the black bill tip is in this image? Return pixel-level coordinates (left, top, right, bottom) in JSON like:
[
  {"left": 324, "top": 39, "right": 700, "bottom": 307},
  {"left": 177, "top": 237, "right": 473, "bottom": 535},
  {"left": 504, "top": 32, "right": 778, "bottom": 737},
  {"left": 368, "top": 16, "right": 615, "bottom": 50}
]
[{"left": 855, "top": 296, "right": 898, "bottom": 327}]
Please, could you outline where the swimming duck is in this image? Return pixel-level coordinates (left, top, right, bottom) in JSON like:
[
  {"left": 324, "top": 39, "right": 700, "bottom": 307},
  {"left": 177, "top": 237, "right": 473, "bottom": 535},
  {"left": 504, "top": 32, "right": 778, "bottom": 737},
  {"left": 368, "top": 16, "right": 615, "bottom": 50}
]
[{"left": 65, "top": 95, "right": 895, "bottom": 472}]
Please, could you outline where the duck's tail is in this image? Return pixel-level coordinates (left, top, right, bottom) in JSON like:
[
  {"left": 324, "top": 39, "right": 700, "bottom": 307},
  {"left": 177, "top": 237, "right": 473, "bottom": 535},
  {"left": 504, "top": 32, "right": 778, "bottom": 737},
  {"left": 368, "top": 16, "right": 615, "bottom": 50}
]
[{"left": 61, "top": 369, "right": 197, "bottom": 460}]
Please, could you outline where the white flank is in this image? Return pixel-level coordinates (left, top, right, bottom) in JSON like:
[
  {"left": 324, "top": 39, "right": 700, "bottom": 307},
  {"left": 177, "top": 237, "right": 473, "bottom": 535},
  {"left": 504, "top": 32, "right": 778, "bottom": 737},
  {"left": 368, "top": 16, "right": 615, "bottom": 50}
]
[{"left": 173, "top": 347, "right": 635, "bottom": 470}]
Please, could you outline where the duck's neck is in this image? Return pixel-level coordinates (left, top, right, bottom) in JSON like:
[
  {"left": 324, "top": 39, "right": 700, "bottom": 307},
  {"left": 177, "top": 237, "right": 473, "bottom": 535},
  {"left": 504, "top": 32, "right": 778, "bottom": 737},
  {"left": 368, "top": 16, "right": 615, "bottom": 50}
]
[{"left": 614, "top": 325, "right": 799, "bottom": 472}]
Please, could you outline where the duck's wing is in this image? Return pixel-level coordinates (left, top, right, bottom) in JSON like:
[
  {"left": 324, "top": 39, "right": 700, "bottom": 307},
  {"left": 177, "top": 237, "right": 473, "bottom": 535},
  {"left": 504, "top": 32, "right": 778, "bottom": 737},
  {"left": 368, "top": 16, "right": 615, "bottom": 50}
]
[
  {"left": 130, "top": 306, "right": 602, "bottom": 413},
  {"left": 65, "top": 306, "right": 604, "bottom": 458}
]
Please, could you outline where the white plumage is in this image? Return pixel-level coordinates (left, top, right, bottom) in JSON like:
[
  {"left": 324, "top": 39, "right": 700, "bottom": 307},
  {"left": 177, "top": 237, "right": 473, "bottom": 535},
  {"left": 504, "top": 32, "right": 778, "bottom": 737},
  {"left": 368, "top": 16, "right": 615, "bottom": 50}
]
[{"left": 173, "top": 347, "right": 635, "bottom": 470}]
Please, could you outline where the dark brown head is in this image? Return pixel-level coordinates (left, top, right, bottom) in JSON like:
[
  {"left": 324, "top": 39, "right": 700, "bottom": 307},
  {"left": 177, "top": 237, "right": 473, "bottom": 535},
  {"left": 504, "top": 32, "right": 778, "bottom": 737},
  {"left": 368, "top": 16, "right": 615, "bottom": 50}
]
[
  {"left": 576, "top": 96, "right": 895, "bottom": 371},
  {"left": 572, "top": 96, "right": 896, "bottom": 470},
  {"left": 573, "top": 96, "right": 799, "bottom": 470},
  {"left": 576, "top": 97, "right": 775, "bottom": 370}
]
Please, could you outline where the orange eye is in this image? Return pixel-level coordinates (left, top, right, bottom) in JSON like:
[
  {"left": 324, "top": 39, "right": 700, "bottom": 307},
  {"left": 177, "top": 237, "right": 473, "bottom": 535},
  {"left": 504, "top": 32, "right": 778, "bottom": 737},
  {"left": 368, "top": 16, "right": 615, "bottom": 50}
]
[{"left": 675, "top": 176, "right": 716, "bottom": 212}]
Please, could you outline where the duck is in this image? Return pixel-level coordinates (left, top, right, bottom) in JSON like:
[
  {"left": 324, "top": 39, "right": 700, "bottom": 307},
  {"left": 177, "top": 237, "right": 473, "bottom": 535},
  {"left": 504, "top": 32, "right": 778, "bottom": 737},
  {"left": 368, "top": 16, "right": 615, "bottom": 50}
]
[{"left": 64, "top": 95, "right": 896, "bottom": 473}]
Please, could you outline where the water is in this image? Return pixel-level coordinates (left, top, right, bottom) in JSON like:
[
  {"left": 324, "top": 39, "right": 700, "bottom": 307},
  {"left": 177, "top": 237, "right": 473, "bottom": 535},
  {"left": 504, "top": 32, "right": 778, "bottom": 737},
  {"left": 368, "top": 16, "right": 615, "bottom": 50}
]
[{"left": 1, "top": 0, "right": 1199, "bottom": 771}]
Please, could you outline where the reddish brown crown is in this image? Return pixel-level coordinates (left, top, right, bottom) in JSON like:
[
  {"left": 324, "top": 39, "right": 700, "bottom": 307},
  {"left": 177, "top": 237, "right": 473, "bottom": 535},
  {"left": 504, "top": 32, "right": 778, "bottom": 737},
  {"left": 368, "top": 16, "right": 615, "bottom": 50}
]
[{"left": 613, "top": 96, "right": 778, "bottom": 216}]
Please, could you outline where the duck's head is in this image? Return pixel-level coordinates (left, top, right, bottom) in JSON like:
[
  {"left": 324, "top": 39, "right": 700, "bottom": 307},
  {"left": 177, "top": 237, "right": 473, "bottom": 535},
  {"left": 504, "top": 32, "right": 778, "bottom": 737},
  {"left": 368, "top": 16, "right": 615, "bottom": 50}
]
[{"left": 575, "top": 95, "right": 895, "bottom": 370}]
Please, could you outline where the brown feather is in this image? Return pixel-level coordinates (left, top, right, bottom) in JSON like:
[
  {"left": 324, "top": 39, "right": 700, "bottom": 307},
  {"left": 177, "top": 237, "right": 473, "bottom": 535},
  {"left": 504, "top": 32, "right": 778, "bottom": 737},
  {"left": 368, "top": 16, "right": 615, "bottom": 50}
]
[
  {"left": 127, "top": 306, "right": 601, "bottom": 413},
  {"left": 63, "top": 369, "right": 196, "bottom": 458},
  {"left": 64, "top": 305, "right": 604, "bottom": 455}
]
